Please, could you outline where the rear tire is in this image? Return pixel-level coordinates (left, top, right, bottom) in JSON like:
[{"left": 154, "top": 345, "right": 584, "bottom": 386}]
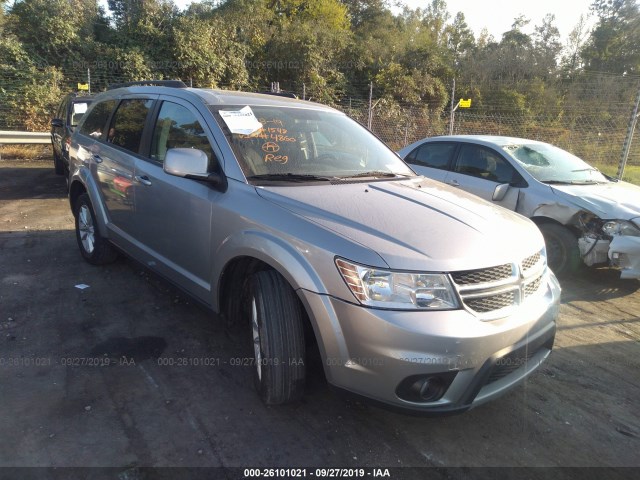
[
  {"left": 74, "top": 193, "right": 118, "bottom": 265},
  {"left": 247, "top": 270, "right": 306, "bottom": 405},
  {"left": 538, "top": 223, "right": 581, "bottom": 276}
]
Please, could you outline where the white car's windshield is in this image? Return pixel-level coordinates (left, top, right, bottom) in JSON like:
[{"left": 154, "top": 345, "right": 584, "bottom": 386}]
[
  {"left": 211, "top": 105, "right": 414, "bottom": 182},
  {"left": 502, "top": 143, "right": 609, "bottom": 184}
]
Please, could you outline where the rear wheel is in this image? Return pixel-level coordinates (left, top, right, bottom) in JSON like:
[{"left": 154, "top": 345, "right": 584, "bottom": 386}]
[
  {"left": 74, "top": 193, "right": 118, "bottom": 265},
  {"left": 247, "top": 270, "right": 306, "bottom": 405},
  {"left": 538, "top": 223, "right": 581, "bottom": 276}
]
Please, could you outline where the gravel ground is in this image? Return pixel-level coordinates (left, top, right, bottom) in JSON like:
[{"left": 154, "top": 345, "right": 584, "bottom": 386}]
[{"left": 1, "top": 159, "right": 638, "bottom": 478}]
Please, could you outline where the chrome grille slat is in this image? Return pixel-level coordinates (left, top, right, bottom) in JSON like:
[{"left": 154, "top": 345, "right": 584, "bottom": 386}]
[
  {"left": 464, "top": 290, "right": 516, "bottom": 313},
  {"left": 522, "top": 252, "right": 541, "bottom": 272},
  {"left": 524, "top": 274, "right": 543, "bottom": 298},
  {"left": 451, "top": 263, "right": 513, "bottom": 285}
]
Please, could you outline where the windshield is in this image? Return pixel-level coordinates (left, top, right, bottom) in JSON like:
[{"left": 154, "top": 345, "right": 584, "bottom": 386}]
[
  {"left": 211, "top": 105, "right": 414, "bottom": 182},
  {"left": 502, "top": 143, "right": 608, "bottom": 184}
]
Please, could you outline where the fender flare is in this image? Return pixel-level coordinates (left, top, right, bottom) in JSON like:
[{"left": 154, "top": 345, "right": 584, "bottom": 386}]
[
  {"left": 69, "top": 166, "right": 110, "bottom": 238},
  {"left": 211, "top": 229, "right": 329, "bottom": 313}
]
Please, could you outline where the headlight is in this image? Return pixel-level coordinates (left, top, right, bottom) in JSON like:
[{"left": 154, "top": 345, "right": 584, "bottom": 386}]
[
  {"left": 335, "top": 258, "right": 460, "bottom": 310},
  {"left": 602, "top": 220, "right": 640, "bottom": 237}
]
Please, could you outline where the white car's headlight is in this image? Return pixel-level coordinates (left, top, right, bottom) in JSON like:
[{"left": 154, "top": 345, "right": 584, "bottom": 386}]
[
  {"left": 602, "top": 220, "right": 640, "bottom": 237},
  {"left": 335, "top": 258, "right": 460, "bottom": 310}
]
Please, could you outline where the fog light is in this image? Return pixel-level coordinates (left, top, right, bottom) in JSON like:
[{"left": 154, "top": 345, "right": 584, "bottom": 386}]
[
  {"left": 411, "top": 377, "right": 446, "bottom": 401},
  {"left": 396, "top": 372, "right": 457, "bottom": 403}
]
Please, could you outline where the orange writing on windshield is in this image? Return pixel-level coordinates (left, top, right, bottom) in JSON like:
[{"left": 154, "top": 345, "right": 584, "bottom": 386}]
[
  {"left": 262, "top": 142, "right": 280, "bottom": 153},
  {"left": 264, "top": 154, "right": 288, "bottom": 164}
]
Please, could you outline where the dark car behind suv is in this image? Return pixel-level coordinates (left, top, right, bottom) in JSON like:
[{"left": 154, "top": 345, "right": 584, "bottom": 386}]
[{"left": 51, "top": 93, "right": 94, "bottom": 179}]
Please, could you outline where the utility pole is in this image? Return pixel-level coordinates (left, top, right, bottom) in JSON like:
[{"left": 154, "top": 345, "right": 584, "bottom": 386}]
[
  {"left": 617, "top": 86, "right": 640, "bottom": 180},
  {"left": 367, "top": 81, "right": 373, "bottom": 130},
  {"left": 87, "top": 68, "right": 91, "bottom": 94},
  {"left": 449, "top": 78, "right": 456, "bottom": 135}
]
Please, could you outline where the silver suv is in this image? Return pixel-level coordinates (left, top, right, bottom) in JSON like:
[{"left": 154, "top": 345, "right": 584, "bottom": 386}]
[{"left": 68, "top": 82, "right": 560, "bottom": 414}]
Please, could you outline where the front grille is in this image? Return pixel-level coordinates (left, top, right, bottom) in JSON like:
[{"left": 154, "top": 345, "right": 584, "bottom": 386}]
[
  {"left": 452, "top": 250, "right": 548, "bottom": 318},
  {"left": 522, "top": 252, "right": 541, "bottom": 272},
  {"left": 451, "top": 264, "right": 513, "bottom": 286},
  {"left": 524, "top": 275, "right": 543, "bottom": 298},
  {"left": 464, "top": 290, "right": 516, "bottom": 314},
  {"left": 486, "top": 347, "right": 538, "bottom": 384}
]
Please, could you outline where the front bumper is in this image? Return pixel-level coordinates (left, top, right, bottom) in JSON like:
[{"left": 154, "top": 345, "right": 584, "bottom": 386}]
[
  {"left": 609, "top": 236, "right": 640, "bottom": 280},
  {"left": 578, "top": 236, "right": 640, "bottom": 280},
  {"left": 299, "top": 272, "right": 561, "bottom": 414}
]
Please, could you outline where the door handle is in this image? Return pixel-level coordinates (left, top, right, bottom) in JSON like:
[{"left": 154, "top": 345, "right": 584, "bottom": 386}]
[
  {"left": 92, "top": 154, "right": 103, "bottom": 163},
  {"left": 447, "top": 179, "right": 460, "bottom": 187},
  {"left": 134, "top": 175, "right": 152, "bottom": 186}
]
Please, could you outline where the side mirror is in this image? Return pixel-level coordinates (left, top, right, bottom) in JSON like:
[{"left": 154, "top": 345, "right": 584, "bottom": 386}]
[
  {"left": 51, "top": 118, "right": 64, "bottom": 128},
  {"left": 492, "top": 183, "right": 510, "bottom": 201},
  {"left": 164, "top": 148, "right": 227, "bottom": 191}
]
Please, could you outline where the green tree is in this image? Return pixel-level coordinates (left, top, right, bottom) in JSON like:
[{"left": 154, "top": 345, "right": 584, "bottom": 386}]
[
  {"left": 107, "top": 0, "right": 178, "bottom": 64},
  {"left": 533, "top": 14, "right": 562, "bottom": 77},
  {"left": 253, "top": 0, "right": 352, "bottom": 101},
  {"left": 561, "top": 14, "right": 591, "bottom": 76},
  {"left": 7, "top": 0, "right": 101, "bottom": 66},
  {"left": 582, "top": 0, "right": 640, "bottom": 74},
  {"left": 0, "top": 34, "right": 64, "bottom": 130},
  {"left": 171, "top": 14, "right": 250, "bottom": 88},
  {"left": 445, "top": 12, "right": 475, "bottom": 69},
  {"left": 374, "top": 61, "right": 448, "bottom": 108},
  {"left": 344, "top": 4, "right": 405, "bottom": 94},
  {"left": 401, "top": 1, "right": 454, "bottom": 81}
]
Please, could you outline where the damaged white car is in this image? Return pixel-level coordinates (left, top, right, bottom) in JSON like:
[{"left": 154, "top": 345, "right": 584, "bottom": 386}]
[{"left": 398, "top": 135, "right": 640, "bottom": 279}]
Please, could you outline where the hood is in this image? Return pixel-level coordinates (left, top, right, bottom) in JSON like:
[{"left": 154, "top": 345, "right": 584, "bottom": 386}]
[
  {"left": 256, "top": 177, "right": 544, "bottom": 272},
  {"left": 551, "top": 181, "right": 640, "bottom": 221}
]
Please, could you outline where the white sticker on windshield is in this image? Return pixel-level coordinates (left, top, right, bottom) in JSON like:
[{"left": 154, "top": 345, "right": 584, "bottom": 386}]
[
  {"left": 73, "top": 102, "right": 88, "bottom": 114},
  {"left": 219, "top": 106, "right": 263, "bottom": 135}
]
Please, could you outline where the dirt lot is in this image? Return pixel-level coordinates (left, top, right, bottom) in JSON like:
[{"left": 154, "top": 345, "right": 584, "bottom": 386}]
[{"left": 1, "top": 158, "right": 639, "bottom": 477}]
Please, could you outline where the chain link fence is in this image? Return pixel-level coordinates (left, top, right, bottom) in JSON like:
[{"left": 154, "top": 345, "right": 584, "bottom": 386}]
[
  {"left": 358, "top": 108, "right": 640, "bottom": 171},
  {"left": 1, "top": 65, "right": 638, "bottom": 178}
]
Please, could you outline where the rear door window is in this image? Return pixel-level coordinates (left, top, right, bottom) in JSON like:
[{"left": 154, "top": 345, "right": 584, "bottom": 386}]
[
  {"left": 80, "top": 100, "right": 116, "bottom": 139},
  {"left": 106, "top": 99, "right": 154, "bottom": 153},
  {"left": 406, "top": 142, "right": 456, "bottom": 170}
]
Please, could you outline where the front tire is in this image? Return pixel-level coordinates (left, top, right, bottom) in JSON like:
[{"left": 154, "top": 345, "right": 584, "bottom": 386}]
[
  {"left": 247, "top": 270, "right": 306, "bottom": 405},
  {"left": 74, "top": 193, "right": 118, "bottom": 265},
  {"left": 538, "top": 223, "right": 581, "bottom": 276}
]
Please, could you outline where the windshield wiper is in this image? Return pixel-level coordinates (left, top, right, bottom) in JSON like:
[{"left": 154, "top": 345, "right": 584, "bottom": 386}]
[
  {"left": 246, "top": 173, "right": 335, "bottom": 183},
  {"left": 539, "top": 179, "right": 574, "bottom": 184},
  {"left": 338, "top": 171, "right": 409, "bottom": 180},
  {"left": 571, "top": 167, "right": 600, "bottom": 173},
  {"left": 541, "top": 179, "right": 604, "bottom": 185}
]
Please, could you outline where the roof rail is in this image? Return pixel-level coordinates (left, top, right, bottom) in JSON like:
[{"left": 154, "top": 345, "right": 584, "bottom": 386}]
[
  {"left": 259, "top": 91, "right": 298, "bottom": 99},
  {"left": 107, "top": 80, "right": 188, "bottom": 90}
]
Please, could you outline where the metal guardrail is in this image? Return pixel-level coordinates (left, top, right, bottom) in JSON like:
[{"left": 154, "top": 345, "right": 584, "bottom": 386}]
[{"left": 0, "top": 130, "right": 50, "bottom": 145}]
